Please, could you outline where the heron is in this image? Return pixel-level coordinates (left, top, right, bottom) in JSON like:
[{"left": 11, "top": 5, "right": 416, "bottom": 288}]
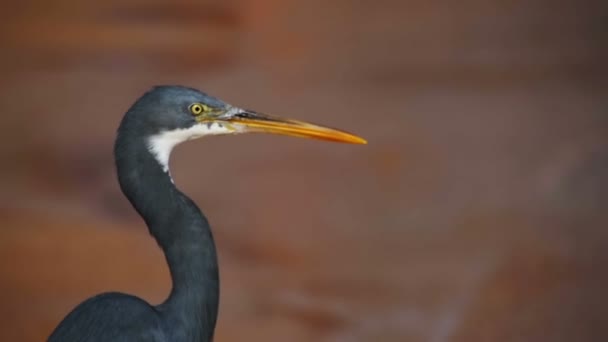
[{"left": 48, "top": 85, "right": 365, "bottom": 342}]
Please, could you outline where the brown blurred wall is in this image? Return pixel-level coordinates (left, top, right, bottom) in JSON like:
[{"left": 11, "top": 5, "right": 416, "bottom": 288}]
[{"left": 0, "top": 0, "right": 607, "bottom": 341}]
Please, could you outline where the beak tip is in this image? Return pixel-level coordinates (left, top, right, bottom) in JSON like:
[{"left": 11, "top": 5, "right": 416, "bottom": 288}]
[{"left": 349, "top": 136, "right": 367, "bottom": 145}]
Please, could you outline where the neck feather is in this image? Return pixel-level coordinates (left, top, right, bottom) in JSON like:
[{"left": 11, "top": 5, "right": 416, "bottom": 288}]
[{"left": 114, "top": 131, "right": 219, "bottom": 340}]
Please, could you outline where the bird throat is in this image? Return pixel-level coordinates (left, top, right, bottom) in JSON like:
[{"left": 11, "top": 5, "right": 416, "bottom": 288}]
[{"left": 147, "top": 122, "right": 242, "bottom": 173}]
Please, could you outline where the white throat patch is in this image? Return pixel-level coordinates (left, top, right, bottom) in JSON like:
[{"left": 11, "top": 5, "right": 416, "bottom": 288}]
[{"left": 147, "top": 122, "right": 244, "bottom": 173}]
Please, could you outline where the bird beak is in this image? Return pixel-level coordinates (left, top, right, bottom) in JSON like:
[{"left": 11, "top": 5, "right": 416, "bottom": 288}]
[{"left": 223, "top": 110, "right": 367, "bottom": 144}]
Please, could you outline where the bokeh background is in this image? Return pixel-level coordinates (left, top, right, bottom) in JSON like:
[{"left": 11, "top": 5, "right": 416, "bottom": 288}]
[{"left": 1, "top": 0, "right": 607, "bottom": 341}]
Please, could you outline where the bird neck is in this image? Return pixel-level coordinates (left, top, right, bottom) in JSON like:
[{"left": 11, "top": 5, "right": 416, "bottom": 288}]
[{"left": 114, "top": 134, "right": 219, "bottom": 339}]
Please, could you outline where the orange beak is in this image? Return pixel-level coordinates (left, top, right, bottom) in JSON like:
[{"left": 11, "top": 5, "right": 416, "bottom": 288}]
[{"left": 225, "top": 110, "right": 366, "bottom": 144}]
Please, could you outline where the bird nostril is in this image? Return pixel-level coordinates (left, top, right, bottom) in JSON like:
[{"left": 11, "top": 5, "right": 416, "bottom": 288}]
[{"left": 234, "top": 111, "right": 258, "bottom": 119}]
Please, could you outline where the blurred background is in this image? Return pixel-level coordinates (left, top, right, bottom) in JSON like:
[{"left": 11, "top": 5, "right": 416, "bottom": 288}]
[{"left": 1, "top": 0, "right": 607, "bottom": 341}]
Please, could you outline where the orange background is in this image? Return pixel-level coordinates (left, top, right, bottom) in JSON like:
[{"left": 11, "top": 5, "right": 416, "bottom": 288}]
[{"left": 0, "top": 0, "right": 607, "bottom": 341}]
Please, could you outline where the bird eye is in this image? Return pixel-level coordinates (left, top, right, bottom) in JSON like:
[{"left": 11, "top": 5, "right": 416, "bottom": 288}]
[{"left": 189, "top": 103, "right": 205, "bottom": 115}]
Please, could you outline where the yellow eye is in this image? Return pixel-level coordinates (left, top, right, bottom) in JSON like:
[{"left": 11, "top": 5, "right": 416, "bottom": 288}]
[{"left": 189, "top": 103, "right": 205, "bottom": 115}]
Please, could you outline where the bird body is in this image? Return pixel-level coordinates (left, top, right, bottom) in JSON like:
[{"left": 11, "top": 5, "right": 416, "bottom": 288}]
[
  {"left": 48, "top": 86, "right": 364, "bottom": 341},
  {"left": 49, "top": 293, "right": 165, "bottom": 341}
]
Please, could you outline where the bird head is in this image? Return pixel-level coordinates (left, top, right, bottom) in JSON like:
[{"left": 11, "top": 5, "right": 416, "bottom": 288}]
[{"left": 120, "top": 86, "right": 366, "bottom": 171}]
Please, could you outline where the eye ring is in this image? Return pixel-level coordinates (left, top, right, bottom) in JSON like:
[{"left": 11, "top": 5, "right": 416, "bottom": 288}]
[{"left": 189, "top": 103, "right": 204, "bottom": 115}]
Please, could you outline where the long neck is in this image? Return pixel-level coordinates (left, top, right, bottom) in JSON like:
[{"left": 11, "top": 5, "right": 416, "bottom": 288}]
[{"left": 115, "top": 133, "right": 219, "bottom": 341}]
